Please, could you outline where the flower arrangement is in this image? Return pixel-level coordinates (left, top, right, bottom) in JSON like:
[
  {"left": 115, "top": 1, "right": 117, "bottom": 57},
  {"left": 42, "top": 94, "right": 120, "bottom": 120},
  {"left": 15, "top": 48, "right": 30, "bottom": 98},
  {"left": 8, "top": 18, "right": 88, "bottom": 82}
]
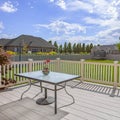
[
  {"left": 43, "top": 59, "right": 50, "bottom": 69},
  {"left": 42, "top": 59, "right": 50, "bottom": 75}
]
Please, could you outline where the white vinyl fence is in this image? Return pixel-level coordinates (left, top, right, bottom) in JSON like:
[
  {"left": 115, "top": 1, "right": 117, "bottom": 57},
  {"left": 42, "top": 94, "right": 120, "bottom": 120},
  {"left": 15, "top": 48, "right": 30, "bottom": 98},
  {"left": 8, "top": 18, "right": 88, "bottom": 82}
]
[{"left": 0, "top": 59, "right": 120, "bottom": 88}]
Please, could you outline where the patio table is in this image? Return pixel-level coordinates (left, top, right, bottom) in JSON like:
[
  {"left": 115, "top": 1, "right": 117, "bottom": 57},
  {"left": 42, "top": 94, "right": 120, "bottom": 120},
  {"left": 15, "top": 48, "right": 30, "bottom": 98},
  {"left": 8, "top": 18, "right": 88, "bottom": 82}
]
[{"left": 15, "top": 71, "right": 80, "bottom": 114}]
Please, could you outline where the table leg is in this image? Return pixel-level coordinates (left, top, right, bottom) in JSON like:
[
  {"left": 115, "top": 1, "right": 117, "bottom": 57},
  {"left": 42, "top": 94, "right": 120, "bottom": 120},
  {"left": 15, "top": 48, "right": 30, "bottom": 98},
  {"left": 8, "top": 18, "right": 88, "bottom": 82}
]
[
  {"left": 58, "top": 82, "right": 75, "bottom": 109},
  {"left": 36, "top": 88, "right": 54, "bottom": 105},
  {"left": 45, "top": 88, "right": 47, "bottom": 98},
  {"left": 55, "top": 85, "right": 57, "bottom": 114},
  {"left": 40, "top": 82, "right": 43, "bottom": 92},
  {"left": 20, "top": 79, "right": 32, "bottom": 100}
]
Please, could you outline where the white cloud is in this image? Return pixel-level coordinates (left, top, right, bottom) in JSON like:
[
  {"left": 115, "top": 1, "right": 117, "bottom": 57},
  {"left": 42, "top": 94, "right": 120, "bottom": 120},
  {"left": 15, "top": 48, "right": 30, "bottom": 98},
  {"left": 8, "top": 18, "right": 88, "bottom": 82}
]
[
  {"left": 49, "top": 0, "right": 55, "bottom": 2},
  {"left": 0, "top": 1, "right": 17, "bottom": 13},
  {"left": 51, "top": 0, "right": 93, "bottom": 12},
  {"left": 84, "top": 17, "right": 103, "bottom": 25},
  {"left": 66, "top": 0, "right": 93, "bottom": 12},
  {"left": 96, "top": 27, "right": 120, "bottom": 38},
  {"left": 49, "top": 32, "right": 119, "bottom": 45},
  {"left": 51, "top": 0, "right": 119, "bottom": 19},
  {"left": 84, "top": 16, "right": 120, "bottom": 44},
  {"left": 49, "top": 35, "right": 100, "bottom": 45},
  {"left": 84, "top": 17, "right": 120, "bottom": 28},
  {"left": 92, "top": 0, "right": 119, "bottom": 19},
  {"left": 34, "top": 20, "right": 86, "bottom": 35},
  {"left": 47, "top": 0, "right": 120, "bottom": 45},
  {"left": 83, "top": 0, "right": 120, "bottom": 45},
  {"left": 48, "top": 24, "right": 120, "bottom": 45},
  {"left": 0, "top": 33, "right": 17, "bottom": 39},
  {"left": 56, "top": 0, "right": 66, "bottom": 10}
]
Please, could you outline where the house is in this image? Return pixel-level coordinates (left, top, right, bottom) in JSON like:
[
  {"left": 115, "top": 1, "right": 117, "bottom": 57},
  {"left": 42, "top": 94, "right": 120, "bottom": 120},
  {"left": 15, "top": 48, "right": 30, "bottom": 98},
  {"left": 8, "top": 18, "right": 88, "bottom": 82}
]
[
  {"left": 91, "top": 45, "right": 120, "bottom": 59},
  {"left": 91, "top": 45, "right": 119, "bottom": 54},
  {"left": 0, "top": 35, "right": 56, "bottom": 53}
]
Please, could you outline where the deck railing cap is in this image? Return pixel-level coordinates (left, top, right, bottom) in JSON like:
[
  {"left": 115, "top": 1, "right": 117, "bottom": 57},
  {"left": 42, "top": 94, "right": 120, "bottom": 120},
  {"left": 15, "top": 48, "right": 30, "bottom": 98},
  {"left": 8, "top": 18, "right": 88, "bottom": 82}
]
[
  {"left": 114, "top": 61, "right": 118, "bottom": 64},
  {"left": 80, "top": 59, "right": 85, "bottom": 62},
  {"left": 28, "top": 59, "right": 33, "bottom": 62}
]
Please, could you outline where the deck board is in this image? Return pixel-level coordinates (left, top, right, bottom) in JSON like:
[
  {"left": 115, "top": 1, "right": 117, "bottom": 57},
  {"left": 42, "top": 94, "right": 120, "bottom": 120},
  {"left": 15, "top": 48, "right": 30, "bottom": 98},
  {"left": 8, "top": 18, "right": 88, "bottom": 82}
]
[
  {"left": 0, "top": 81, "right": 120, "bottom": 120},
  {"left": 0, "top": 97, "right": 68, "bottom": 120}
]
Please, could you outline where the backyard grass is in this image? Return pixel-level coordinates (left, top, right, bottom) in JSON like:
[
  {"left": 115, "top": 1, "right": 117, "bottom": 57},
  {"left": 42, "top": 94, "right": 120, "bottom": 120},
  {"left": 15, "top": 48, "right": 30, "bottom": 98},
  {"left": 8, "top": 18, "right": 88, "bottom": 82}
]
[{"left": 86, "top": 59, "right": 114, "bottom": 63}]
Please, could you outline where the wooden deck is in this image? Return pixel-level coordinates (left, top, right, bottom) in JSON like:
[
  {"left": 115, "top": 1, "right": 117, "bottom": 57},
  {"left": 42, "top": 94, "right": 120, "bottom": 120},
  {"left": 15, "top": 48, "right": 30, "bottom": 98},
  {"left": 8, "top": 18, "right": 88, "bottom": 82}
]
[{"left": 0, "top": 81, "right": 120, "bottom": 120}]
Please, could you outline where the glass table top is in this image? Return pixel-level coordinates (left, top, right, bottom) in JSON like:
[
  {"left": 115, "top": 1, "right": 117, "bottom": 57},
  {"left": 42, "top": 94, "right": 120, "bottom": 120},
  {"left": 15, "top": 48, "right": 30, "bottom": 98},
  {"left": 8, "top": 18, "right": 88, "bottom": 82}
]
[{"left": 16, "top": 71, "right": 80, "bottom": 85}]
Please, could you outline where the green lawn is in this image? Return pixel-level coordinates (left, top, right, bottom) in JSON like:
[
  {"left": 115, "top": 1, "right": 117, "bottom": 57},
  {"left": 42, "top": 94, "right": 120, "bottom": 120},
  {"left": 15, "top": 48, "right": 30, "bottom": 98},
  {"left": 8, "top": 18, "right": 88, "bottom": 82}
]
[{"left": 86, "top": 59, "right": 114, "bottom": 63}]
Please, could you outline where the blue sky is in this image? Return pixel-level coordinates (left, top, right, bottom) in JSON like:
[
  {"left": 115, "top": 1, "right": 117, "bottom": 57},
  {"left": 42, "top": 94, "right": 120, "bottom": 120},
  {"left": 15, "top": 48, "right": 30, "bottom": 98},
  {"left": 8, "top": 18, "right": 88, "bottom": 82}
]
[{"left": 0, "top": 0, "right": 120, "bottom": 45}]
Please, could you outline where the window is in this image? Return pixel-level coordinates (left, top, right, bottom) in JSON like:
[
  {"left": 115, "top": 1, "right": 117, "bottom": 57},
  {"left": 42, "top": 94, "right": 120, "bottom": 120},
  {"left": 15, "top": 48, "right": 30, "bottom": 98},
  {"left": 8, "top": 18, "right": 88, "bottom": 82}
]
[{"left": 32, "top": 48, "right": 38, "bottom": 52}]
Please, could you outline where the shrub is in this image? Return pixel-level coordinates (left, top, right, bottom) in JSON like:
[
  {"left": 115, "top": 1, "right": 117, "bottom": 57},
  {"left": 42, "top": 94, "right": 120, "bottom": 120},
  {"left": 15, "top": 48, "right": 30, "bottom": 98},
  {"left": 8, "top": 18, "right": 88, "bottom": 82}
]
[
  {"left": 0, "top": 48, "right": 16, "bottom": 85},
  {"left": 36, "top": 51, "right": 57, "bottom": 55},
  {"left": 6, "top": 50, "right": 16, "bottom": 55},
  {"left": 0, "top": 48, "right": 11, "bottom": 65},
  {"left": 49, "top": 51, "right": 57, "bottom": 55}
]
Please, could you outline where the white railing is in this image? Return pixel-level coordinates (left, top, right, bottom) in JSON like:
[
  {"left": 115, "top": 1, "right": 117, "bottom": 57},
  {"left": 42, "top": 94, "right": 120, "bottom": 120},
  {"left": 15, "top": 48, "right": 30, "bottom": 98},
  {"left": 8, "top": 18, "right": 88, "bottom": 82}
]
[
  {"left": 0, "top": 59, "right": 57, "bottom": 87},
  {"left": 59, "top": 60, "right": 120, "bottom": 87},
  {"left": 0, "top": 58, "right": 120, "bottom": 88}
]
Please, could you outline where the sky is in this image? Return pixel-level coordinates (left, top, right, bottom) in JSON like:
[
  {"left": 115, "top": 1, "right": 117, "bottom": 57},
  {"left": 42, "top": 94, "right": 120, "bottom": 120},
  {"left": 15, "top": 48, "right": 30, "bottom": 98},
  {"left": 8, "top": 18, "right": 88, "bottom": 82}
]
[{"left": 0, "top": 0, "right": 120, "bottom": 45}]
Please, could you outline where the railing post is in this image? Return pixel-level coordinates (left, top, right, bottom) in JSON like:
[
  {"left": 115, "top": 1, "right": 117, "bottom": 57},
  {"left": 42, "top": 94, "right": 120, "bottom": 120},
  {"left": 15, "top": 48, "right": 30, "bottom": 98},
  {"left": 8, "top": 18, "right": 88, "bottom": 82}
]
[
  {"left": 28, "top": 59, "right": 33, "bottom": 72},
  {"left": 56, "top": 58, "right": 60, "bottom": 72},
  {"left": 80, "top": 59, "right": 85, "bottom": 81},
  {"left": 113, "top": 61, "right": 118, "bottom": 89},
  {"left": 0, "top": 65, "right": 1, "bottom": 86}
]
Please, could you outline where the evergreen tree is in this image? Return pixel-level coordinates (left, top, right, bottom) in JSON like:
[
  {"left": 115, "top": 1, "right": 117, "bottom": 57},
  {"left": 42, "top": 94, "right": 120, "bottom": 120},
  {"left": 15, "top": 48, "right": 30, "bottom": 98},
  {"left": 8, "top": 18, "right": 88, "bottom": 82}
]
[
  {"left": 59, "top": 44, "right": 63, "bottom": 54},
  {"left": 79, "top": 43, "right": 82, "bottom": 53},
  {"left": 76, "top": 43, "right": 79, "bottom": 53},
  {"left": 48, "top": 40, "right": 52, "bottom": 45},
  {"left": 82, "top": 43, "right": 85, "bottom": 52},
  {"left": 86, "top": 44, "right": 90, "bottom": 53},
  {"left": 54, "top": 41, "right": 58, "bottom": 52},
  {"left": 63, "top": 42, "right": 67, "bottom": 53},
  {"left": 76, "top": 43, "right": 82, "bottom": 53},
  {"left": 89, "top": 43, "right": 94, "bottom": 52},
  {"left": 67, "top": 42, "right": 72, "bottom": 54},
  {"left": 117, "top": 37, "right": 120, "bottom": 51},
  {"left": 73, "top": 43, "right": 77, "bottom": 54}
]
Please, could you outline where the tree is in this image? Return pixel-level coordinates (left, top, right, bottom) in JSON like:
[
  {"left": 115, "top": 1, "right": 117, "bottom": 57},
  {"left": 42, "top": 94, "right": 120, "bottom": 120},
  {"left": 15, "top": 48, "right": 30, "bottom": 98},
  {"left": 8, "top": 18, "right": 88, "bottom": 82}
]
[
  {"left": 117, "top": 37, "right": 120, "bottom": 51},
  {"left": 86, "top": 44, "right": 90, "bottom": 53},
  {"left": 63, "top": 42, "right": 67, "bottom": 53},
  {"left": 48, "top": 40, "right": 52, "bottom": 45},
  {"left": 90, "top": 43, "right": 93, "bottom": 50},
  {"left": 67, "top": 42, "right": 72, "bottom": 54},
  {"left": 22, "top": 44, "right": 28, "bottom": 54},
  {"left": 82, "top": 43, "right": 85, "bottom": 52},
  {"left": 73, "top": 43, "right": 77, "bottom": 53},
  {"left": 76, "top": 43, "right": 82, "bottom": 53},
  {"left": 54, "top": 41, "right": 58, "bottom": 52},
  {"left": 59, "top": 44, "right": 63, "bottom": 54}
]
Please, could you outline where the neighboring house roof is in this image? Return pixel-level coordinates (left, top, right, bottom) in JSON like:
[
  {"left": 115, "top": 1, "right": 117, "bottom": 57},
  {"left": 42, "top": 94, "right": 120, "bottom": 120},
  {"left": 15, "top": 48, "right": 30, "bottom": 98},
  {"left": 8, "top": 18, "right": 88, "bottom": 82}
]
[
  {"left": 0, "top": 38, "right": 11, "bottom": 46},
  {"left": 0, "top": 35, "right": 55, "bottom": 49},
  {"left": 92, "top": 45, "right": 118, "bottom": 51}
]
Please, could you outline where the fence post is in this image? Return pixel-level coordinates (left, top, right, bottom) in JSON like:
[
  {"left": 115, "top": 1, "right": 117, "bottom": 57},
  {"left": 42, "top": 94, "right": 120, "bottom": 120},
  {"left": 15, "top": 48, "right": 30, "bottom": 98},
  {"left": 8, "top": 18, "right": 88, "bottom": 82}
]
[
  {"left": 113, "top": 61, "right": 118, "bottom": 89},
  {"left": 56, "top": 58, "right": 60, "bottom": 72},
  {"left": 80, "top": 59, "right": 85, "bottom": 81},
  {"left": 0, "top": 65, "right": 1, "bottom": 86},
  {"left": 28, "top": 59, "right": 33, "bottom": 72}
]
